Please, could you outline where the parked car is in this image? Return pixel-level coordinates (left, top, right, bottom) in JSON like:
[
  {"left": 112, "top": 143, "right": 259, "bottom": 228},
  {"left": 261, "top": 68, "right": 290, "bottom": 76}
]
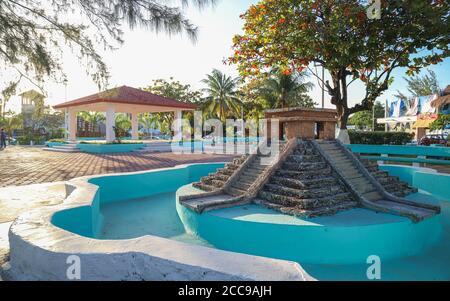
[{"left": 418, "top": 134, "right": 449, "bottom": 146}]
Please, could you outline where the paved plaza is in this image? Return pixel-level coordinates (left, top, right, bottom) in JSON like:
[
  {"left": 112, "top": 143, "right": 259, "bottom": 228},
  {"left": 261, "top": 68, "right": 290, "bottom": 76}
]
[{"left": 0, "top": 146, "right": 234, "bottom": 188}]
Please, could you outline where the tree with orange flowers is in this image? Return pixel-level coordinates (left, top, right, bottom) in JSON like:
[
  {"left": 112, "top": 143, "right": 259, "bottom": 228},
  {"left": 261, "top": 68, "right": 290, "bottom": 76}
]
[{"left": 229, "top": 0, "right": 450, "bottom": 134}]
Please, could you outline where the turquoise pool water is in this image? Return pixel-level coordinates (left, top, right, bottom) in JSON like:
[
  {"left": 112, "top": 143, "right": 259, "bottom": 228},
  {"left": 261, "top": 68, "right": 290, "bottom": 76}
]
[
  {"left": 99, "top": 191, "right": 212, "bottom": 247},
  {"left": 52, "top": 163, "right": 450, "bottom": 280}
]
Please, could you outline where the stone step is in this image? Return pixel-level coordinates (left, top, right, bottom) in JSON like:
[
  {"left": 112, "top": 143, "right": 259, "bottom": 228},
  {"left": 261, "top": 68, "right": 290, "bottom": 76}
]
[
  {"left": 376, "top": 175, "right": 398, "bottom": 184},
  {"left": 376, "top": 199, "right": 437, "bottom": 220},
  {"left": 263, "top": 183, "right": 345, "bottom": 199},
  {"left": 300, "top": 176, "right": 339, "bottom": 188},
  {"left": 339, "top": 170, "right": 363, "bottom": 179},
  {"left": 227, "top": 187, "right": 247, "bottom": 197},
  {"left": 333, "top": 160, "right": 355, "bottom": 168},
  {"left": 204, "top": 173, "right": 229, "bottom": 182},
  {"left": 283, "top": 161, "right": 328, "bottom": 171},
  {"left": 293, "top": 149, "right": 316, "bottom": 156},
  {"left": 275, "top": 167, "right": 332, "bottom": 179},
  {"left": 258, "top": 190, "right": 353, "bottom": 210},
  {"left": 349, "top": 182, "right": 377, "bottom": 194},
  {"left": 349, "top": 177, "right": 372, "bottom": 187},
  {"left": 286, "top": 154, "right": 322, "bottom": 163},
  {"left": 268, "top": 200, "right": 358, "bottom": 219},
  {"left": 207, "top": 179, "right": 227, "bottom": 188},
  {"left": 232, "top": 182, "right": 252, "bottom": 191},
  {"left": 365, "top": 165, "right": 380, "bottom": 172},
  {"left": 247, "top": 164, "right": 267, "bottom": 171},
  {"left": 238, "top": 177, "right": 256, "bottom": 186},
  {"left": 242, "top": 168, "right": 262, "bottom": 177},
  {"left": 216, "top": 168, "right": 234, "bottom": 176},
  {"left": 181, "top": 194, "right": 250, "bottom": 213},
  {"left": 361, "top": 159, "right": 378, "bottom": 167},
  {"left": 192, "top": 182, "right": 218, "bottom": 192},
  {"left": 240, "top": 174, "right": 259, "bottom": 182},
  {"left": 362, "top": 191, "right": 382, "bottom": 201},
  {"left": 225, "top": 163, "right": 240, "bottom": 170},
  {"left": 318, "top": 144, "right": 340, "bottom": 150},
  {"left": 372, "top": 170, "right": 389, "bottom": 178}
]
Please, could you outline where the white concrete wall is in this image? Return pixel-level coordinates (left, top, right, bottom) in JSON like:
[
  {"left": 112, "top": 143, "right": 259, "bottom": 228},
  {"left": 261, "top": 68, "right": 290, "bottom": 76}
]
[{"left": 3, "top": 165, "right": 312, "bottom": 281}]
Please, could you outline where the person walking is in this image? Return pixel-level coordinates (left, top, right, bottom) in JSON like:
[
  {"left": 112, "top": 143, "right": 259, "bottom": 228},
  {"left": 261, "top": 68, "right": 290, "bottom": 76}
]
[{"left": 0, "top": 128, "right": 7, "bottom": 149}]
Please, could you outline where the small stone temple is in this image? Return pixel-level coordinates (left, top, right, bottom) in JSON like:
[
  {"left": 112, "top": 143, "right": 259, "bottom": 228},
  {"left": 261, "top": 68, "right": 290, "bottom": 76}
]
[{"left": 264, "top": 107, "right": 337, "bottom": 140}]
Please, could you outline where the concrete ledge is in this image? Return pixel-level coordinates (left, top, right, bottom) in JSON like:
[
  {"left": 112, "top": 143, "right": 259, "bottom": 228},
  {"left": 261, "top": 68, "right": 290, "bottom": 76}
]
[
  {"left": 4, "top": 164, "right": 311, "bottom": 281},
  {"left": 77, "top": 143, "right": 146, "bottom": 153}
]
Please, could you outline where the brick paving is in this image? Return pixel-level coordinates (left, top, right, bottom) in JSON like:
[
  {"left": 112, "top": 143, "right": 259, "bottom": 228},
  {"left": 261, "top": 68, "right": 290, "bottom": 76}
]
[{"left": 0, "top": 146, "right": 235, "bottom": 188}]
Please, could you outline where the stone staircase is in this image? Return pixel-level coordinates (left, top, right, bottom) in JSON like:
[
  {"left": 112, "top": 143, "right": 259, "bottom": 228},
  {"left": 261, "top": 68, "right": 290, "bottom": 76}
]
[
  {"left": 225, "top": 154, "right": 274, "bottom": 197},
  {"left": 43, "top": 141, "right": 80, "bottom": 153},
  {"left": 314, "top": 139, "right": 440, "bottom": 222},
  {"left": 359, "top": 158, "right": 417, "bottom": 197},
  {"left": 193, "top": 155, "right": 249, "bottom": 192},
  {"left": 182, "top": 138, "right": 440, "bottom": 222},
  {"left": 256, "top": 140, "right": 357, "bottom": 218},
  {"left": 181, "top": 140, "right": 290, "bottom": 213}
]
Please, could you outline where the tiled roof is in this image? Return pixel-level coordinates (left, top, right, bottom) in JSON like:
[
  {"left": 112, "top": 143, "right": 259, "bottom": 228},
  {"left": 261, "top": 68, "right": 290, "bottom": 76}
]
[{"left": 53, "top": 85, "right": 197, "bottom": 110}]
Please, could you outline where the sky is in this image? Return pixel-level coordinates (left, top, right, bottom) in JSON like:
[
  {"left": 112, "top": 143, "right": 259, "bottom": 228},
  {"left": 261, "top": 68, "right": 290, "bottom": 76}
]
[{"left": 5, "top": 0, "right": 450, "bottom": 113}]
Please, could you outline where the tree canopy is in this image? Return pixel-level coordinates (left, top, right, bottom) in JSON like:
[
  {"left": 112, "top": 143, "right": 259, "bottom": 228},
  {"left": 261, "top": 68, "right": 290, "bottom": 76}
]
[
  {"left": 395, "top": 69, "right": 442, "bottom": 100},
  {"left": 229, "top": 0, "right": 450, "bottom": 129},
  {"left": 245, "top": 71, "right": 315, "bottom": 110},
  {"left": 143, "top": 78, "right": 202, "bottom": 104},
  {"left": 348, "top": 101, "right": 385, "bottom": 131},
  {"left": 142, "top": 77, "right": 202, "bottom": 135},
  {"left": 0, "top": 0, "right": 215, "bottom": 92},
  {"left": 201, "top": 69, "right": 242, "bottom": 122}
]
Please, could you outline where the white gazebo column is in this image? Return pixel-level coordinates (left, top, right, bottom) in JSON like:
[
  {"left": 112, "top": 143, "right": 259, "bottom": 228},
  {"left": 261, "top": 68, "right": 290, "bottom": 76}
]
[
  {"left": 131, "top": 112, "right": 139, "bottom": 140},
  {"left": 67, "top": 108, "right": 77, "bottom": 141},
  {"left": 105, "top": 105, "right": 116, "bottom": 142},
  {"left": 174, "top": 110, "right": 183, "bottom": 141}
]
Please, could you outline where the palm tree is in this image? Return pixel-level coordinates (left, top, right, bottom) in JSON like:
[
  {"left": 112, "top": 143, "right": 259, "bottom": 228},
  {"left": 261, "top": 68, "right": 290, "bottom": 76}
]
[
  {"left": 1, "top": 112, "right": 22, "bottom": 142},
  {"left": 115, "top": 114, "right": 131, "bottom": 131},
  {"left": 139, "top": 113, "right": 157, "bottom": 137},
  {"left": 259, "top": 72, "right": 315, "bottom": 109},
  {"left": 78, "top": 111, "right": 105, "bottom": 134},
  {"left": 201, "top": 69, "right": 242, "bottom": 123}
]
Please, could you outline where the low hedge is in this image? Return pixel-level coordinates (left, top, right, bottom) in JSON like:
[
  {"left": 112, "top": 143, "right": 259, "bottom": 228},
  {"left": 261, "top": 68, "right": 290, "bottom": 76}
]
[
  {"left": 348, "top": 130, "right": 414, "bottom": 145},
  {"left": 47, "top": 138, "right": 67, "bottom": 143}
]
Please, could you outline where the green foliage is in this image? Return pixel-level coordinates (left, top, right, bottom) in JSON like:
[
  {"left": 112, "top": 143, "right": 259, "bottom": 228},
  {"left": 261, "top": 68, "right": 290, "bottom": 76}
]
[
  {"left": 142, "top": 78, "right": 202, "bottom": 136},
  {"left": 348, "top": 102, "right": 385, "bottom": 131},
  {"left": 1, "top": 81, "right": 19, "bottom": 117},
  {"left": 395, "top": 69, "right": 441, "bottom": 99},
  {"left": 47, "top": 138, "right": 67, "bottom": 143},
  {"left": 0, "top": 111, "right": 23, "bottom": 139},
  {"left": 0, "top": 0, "right": 215, "bottom": 90},
  {"left": 246, "top": 71, "right": 315, "bottom": 110},
  {"left": 230, "top": 0, "right": 450, "bottom": 128},
  {"left": 16, "top": 133, "right": 47, "bottom": 145},
  {"left": 77, "top": 111, "right": 106, "bottom": 136},
  {"left": 112, "top": 114, "right": 132, "bottom": 142},
  {"left": 349, "top": 130, "right": 414, "bottom": 145},
  {"left": 429, "top": 114, "right": 450, "bottom": 131},
  {"left": 144, "top": 78, "right": 202, "bottom": 104},
  {"left": 115, "top": 114, "right": 131, "bottom": 131},
  {"left": 200, "top": 69, "right": 242, "bottom": 122}
]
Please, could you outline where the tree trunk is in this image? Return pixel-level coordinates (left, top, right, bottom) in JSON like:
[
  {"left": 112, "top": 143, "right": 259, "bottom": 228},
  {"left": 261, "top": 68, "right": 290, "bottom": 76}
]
[{"left": 338, "top": 109, "right": 350, "bottom": 130}]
